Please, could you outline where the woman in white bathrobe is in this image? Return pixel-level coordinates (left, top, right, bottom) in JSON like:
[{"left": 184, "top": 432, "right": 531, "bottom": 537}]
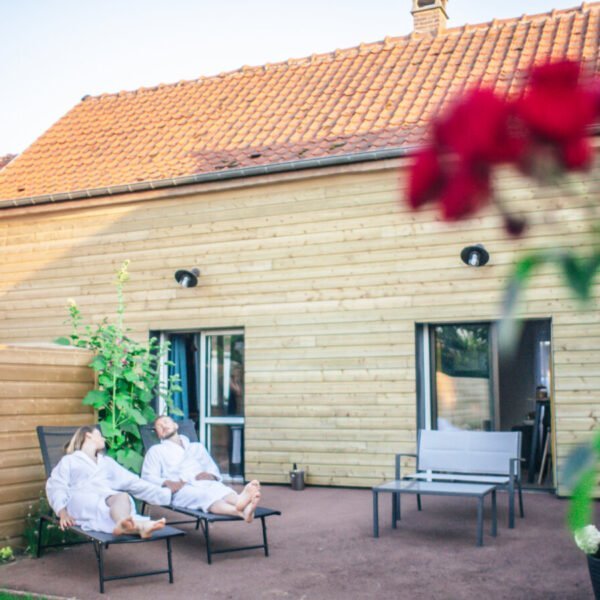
[{"left": 46, "top": 425, "right": 172, "bottom": 537}]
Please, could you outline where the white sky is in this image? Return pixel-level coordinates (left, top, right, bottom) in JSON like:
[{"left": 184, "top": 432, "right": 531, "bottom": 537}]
[{"left": 0, "top": 0, "right": 584, "bottom": 153}]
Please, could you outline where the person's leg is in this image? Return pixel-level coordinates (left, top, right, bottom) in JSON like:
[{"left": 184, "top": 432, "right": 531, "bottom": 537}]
[
  {"left": 242, "top": 490, "right": 261, "bottom": 523},
  {"left": 208, "top": 489, "right": 261, "bottom": 519},
  {"left": 234, "top": 480, "right": 261, "bottom": 511},
  {"left": 107, "top": 493, "right": 166, "bottom": 537},
  {"left": 207, "top": 499, "right": 244, "bottom": 518},
  {"left": 107, "top": 493, "right": 136, "bottom": 535}
]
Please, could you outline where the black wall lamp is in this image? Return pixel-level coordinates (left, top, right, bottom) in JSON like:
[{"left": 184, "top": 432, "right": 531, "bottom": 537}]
[
  {"left": 174, "top": 268, "right": 200, "bottom": 288},
  {"left": 460, "top": 244, "right": 489, "bottom": 267}
]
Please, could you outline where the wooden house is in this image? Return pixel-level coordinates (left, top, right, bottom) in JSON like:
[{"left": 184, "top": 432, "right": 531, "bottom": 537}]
[{"left": 0, "top": 1, "right": 598, "bottom": 512}]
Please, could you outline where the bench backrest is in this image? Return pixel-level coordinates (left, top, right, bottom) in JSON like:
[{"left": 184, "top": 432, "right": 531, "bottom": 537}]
[
  {"left": 36, "top": 425, "right": 93, "bottom": 476},
  {"left": 417, "top": 429, "right": 521, "bottom": 476}
]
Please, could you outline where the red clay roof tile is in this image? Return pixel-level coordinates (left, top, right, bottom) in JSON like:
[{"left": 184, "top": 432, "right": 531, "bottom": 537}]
[{"left": 0, "top": 3, "right": 598, "bottom": 201}]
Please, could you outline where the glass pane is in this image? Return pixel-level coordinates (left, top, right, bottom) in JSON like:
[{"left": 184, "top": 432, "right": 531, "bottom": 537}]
[
  {"left": 205, "top": 334, "right": 244, "bottom": 417},
  {"left": 207, "top": 424, "right": 244, "bottom": 477},
  {"left": 433, "top": 324, "right": 492, "bottom": 431}
]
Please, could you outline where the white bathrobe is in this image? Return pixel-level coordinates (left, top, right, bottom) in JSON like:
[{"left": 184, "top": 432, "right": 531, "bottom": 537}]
[
  {"left": 142, "top": 435, "right": 234, "bottom": 511},
  {"left": 46, "top": 450, "right": 172, "bottom": 533}
]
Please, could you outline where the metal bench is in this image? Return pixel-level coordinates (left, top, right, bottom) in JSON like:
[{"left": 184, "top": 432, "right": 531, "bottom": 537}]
[
  {"left": 397, "top": 429, "right": 524, "bottom": 528},
  {"left": 139, "top": 420, "right": 281, "bottom": 564},
  {"left": 36, "top": 425, "right": 185, "bottom": 594}
]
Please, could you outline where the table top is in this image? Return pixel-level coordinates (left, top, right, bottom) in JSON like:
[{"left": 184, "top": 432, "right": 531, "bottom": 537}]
[{"left": 373, "top": 480, "right": 496, "bottom": 497}]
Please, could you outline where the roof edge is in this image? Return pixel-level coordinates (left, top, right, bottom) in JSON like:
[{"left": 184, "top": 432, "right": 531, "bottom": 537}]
[{"left": 0, "top": 146, "right": 416, "bottom": 210}]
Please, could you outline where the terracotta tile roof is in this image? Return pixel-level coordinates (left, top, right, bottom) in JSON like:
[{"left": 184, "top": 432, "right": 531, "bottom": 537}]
[{"left": 0, "top": 3, "right": 598, "bottom": 201}]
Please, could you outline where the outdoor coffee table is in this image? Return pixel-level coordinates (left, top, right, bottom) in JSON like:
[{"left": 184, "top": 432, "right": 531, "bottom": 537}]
[{"left": 372, "top": 480, "right": 497, "bottom": 547}]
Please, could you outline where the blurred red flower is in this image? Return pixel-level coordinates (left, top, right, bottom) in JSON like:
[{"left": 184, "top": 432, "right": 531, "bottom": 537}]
[{"left": 405, "top": 60, "right": 600, "bottom": 227}]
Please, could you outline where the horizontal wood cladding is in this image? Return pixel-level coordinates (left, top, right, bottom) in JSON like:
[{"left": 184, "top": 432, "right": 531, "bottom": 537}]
[
  {"left": 0, "top": 162, "right": 598, "bottom": 497},
  {"left": 0, "top": 345, "right": 94, "bottom": 547}
]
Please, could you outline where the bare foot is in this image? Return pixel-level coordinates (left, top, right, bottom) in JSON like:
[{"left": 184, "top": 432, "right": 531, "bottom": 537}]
[
  {"left": 137, "top": 517, "right": 166, "bottom": 539},
  {"left": 113, "top": 516, "right": 137, "bottom": 536},
  {"left": 235, "top": 481, "right": 260, "bottom": 511},
  {"left": 242, "top": 491, "right": 261, "bottom": 523}
]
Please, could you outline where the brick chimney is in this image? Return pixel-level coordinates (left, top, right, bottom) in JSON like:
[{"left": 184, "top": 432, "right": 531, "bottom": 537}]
[{"left": 411, "top": 0, "right": 449, "bottom": 35}]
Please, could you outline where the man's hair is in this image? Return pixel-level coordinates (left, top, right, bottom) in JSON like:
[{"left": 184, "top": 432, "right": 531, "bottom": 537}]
[{"left": 153, "top": 414, "right": 169, "bottom": 428}]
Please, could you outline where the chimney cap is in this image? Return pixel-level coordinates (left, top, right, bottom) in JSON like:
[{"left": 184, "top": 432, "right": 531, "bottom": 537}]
[{"left": 411, "top": 0, "right": 449, "bottom": 35}]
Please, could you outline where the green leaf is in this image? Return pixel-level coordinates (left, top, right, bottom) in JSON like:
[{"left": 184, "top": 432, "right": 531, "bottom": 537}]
[
  {"left": 561, "top": 443, "right": 596, "bottom": 491},
  {"left": 123, "top": 369, "right": 140, "bottom": 383},
  {"left": 170, "top": 406, "right": 184, "bottom": 417},
  {"left": 120, "top": 421, "right": 141, "bottom": 438},
  {"left": 99, "top": 421, "right": 118, "bottom": 439},
  {"left": 54, "top": 337, "right": 71, "bottom": 346},
  {"left": 89, "top": 355, "right": 107, "bottom": 371},
  {"left": 568, "top": 469, "right": 596, "bottom": 531},
  {"left": 128, "top": 407, "right": 147, "bottom": 425},
  {"left": 82, "top": 389, "right": 110, "bottom": 408},
  {"left": 116, "top": 448, "right": 144, "bottom": 473},
  {"left": 561, "top": 255, "right": 590, "bottom": 300}
]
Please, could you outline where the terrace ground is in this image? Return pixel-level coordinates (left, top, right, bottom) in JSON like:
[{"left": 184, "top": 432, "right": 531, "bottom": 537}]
[{"left": 0, "top": 485, "right": 592, "bottom": 599}]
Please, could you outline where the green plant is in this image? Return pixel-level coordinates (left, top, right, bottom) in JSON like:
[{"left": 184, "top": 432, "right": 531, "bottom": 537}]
[
  {"left": 0, "top": 546, "right": 14, "bottom": 563},
  {"left": 56, "top": 261, "right": 182, "bottom": 473},
  {"left": 22, "top": 493, "right": 82, "bottom": 557}
]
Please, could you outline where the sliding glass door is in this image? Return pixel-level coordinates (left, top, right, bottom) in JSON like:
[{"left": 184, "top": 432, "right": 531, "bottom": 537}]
[
  {"left": 431, "top": 323, "right": 496, "bottom": 431},
  {"left": 157, "top": 329, "right": 245, "bottom": 481},
  {"left": 200, "top": 331, "right": 245, "bottom": 480}
]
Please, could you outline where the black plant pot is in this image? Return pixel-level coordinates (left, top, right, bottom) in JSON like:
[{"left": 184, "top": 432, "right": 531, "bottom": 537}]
[{"left": 587, "top": 554, "right": 600, "bottom": 599}]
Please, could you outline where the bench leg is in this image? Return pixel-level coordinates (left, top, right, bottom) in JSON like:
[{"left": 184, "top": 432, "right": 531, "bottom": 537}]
[
  {"left": 372, "top": 490, "right": 379, "bottom": 538},
  {"left": 476, "top": 498, "right": 484, "bottom": 547},
  {"left": 491, "top": 490, "right": 497, "bottom": 537},
  {"left": 199, "top": 519, "right": 212, "bottom": 564},
  {"left": 94, "top": 541, "right": 105, "bottom": 594},
  {"left": 167, "top": 537, "right": 174, "bottom": 583},
  {"left": 508, "top": 478, "right": 515, "bottom": 529},
  {"left": 261, "top": 516, "right": 269, "bottom": 557},
  {"left": 518, "top": 480, "right": 524, "bottom": 518}
]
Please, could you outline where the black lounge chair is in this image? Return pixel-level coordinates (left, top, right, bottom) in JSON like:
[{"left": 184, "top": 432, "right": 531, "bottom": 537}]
[
  {"left": 139, "top": 420, "right": 281, "bottom": 564},
  {"left": 36, "top": 425, "right": 185, "bottom": 593}
]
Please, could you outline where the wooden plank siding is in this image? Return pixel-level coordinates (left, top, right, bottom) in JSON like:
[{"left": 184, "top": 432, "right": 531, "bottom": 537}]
[
  {"left": 0, "top": 157, "right": 598, "bottom": 496},
  {"left": 0, "top": 345, "right": 94, "bottom": 547}
]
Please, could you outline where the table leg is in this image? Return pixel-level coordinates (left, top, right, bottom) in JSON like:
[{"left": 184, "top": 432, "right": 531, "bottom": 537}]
[
  {"left": 477, "top": 497, "right": 484, "bottom": 547},
  {"left": 372, "top": 490, "right": 379, "bottom": 538},
  {"left": 508, "top": 477, "right": 515, "bottom": 529},
  {"left": 491, "top": 490, "right": 497, "bottom": 537},
  {"left": 392, "top": 493, "right": 397, "bottom": 529}
]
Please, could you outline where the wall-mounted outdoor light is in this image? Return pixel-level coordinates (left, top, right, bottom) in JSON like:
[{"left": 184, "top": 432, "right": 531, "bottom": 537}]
[
  {"left": 460, "top": 244, "right": 489, "bottom": 267},
  {"left": 174, "top": 268, "right": 200, "bottom": 288}
]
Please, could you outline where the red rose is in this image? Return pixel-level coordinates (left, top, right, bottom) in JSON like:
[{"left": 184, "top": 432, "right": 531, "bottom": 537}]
[
  {"left": 562, "top": 137, "right": 593, "bottom": 170},
  {"left": 440, "top": 164, "right": 491, "bottom": 221},
  {"left": 407, "top": 146, "right": 445, "bottom": 209},
  {"left": 517, "top": 61, "right": 597, "bottom": 142},
  {"left": 434, "top": 88, "right": 524, "bottom": 164}
]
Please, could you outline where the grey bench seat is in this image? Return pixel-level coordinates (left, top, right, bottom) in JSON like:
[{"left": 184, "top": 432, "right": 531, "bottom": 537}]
[{"left": 397, "top": 429, "right": 524, "bottom": 528}]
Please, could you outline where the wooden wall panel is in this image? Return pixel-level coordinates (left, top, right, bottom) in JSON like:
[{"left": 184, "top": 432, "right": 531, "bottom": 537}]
[
  {"left": 0, "top": 159, "right": 598, "bottom": 499},
  {"left": 0, "top": 345, "right": 94, "bottom": 547}
]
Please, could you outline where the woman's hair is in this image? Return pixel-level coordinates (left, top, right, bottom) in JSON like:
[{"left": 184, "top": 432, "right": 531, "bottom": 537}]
[{"left": 64, "top": 425, "right": 96, "bottom": 454}]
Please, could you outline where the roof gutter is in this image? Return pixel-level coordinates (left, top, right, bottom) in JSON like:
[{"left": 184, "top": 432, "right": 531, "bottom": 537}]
[{"left": 0, "top": 146, "right": 417, "bottom": 210}]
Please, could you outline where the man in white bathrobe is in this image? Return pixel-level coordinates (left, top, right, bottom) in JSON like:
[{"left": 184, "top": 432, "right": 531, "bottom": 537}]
[{"left": 142, "top": 416, "right": 261, "bottom": 522}]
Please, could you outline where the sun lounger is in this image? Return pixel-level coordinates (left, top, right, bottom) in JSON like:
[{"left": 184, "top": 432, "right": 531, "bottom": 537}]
[
  {"left": 139, "top": 420, "right": 281, "bottom": 564},
  {"left": 36, "top": 425, "right": 185, "bottom": 593}
]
